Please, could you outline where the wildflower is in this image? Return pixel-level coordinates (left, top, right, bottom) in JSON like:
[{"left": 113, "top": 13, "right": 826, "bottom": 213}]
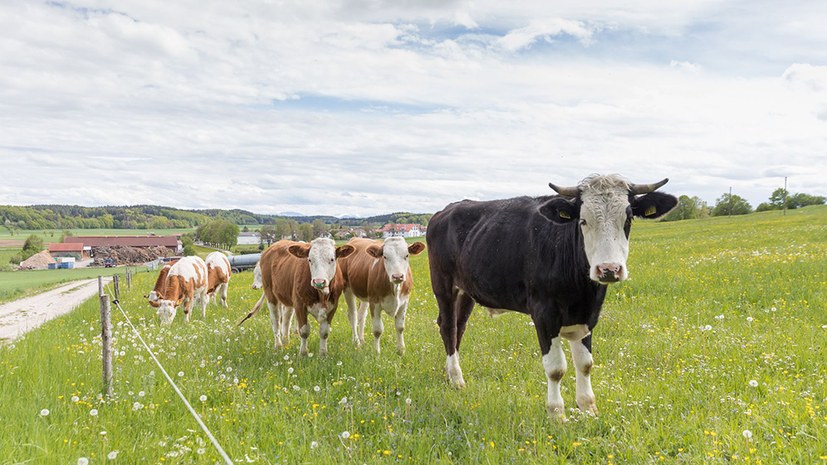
[
  {"left": 288, "top": 367, "right": 294, "bottom": 374},
  {"left": 701, "top": 325, "right": 712, "bottom": 332},
  {"left": 310, "top": 441, "right": 319, "bottom": 449},
  {"left": 108, "top": 450, "right": 119, "bottom": 459},
  {"left": 40, "top": 409, "right": 50, "bottom": 417},
  {"left": 749, "top": 380, "right": 759, "bottom": 388},
  {"left": 177, "top": 371, "right": 184, "bottom": 377},
  {"left": 283, "top": 355, "right": 289, "bottom": 361},
  {"left": 771, "top": 307, "right": 777, "bottom": 312},
  {"left": 71, "top": 396, "right": 79, "bottom": 402},
  {"left": 714, "top": 314, "right": 724, "bottom": 320},
  {"left": 100, "top": 431, "right": 107, "bottom": 436},
  {"left": 90, "top": 409, "right": 98, "bottom": 417},
  {"left": 314, "top": 385, "right": 321, "bottom": 392},
  {"left": 197, "top": 448, "right": 206, "bottom": 454},
  {"left": 293, "top": 385, "right": 300, "bottom": 391},
  {"left": 405, "top": 398, "right": 412, "bottom": 406},
  {"left": 341, "top": 431, "right": 351, "bottom": 440},
  {"left": 78, "top": 458, "right": 89, "bottom": 465},
  {"left": 743, "top": 430, "right": 752, "bottom": 440},
  {"left": 226, "top": 367, "right": 233, "bottom": 372},
  {"left": 200, "top": 395, "right": 207, "bottom": 402},
  {"left": 747, "top": 317, "right": 754, "bottom": 322},
  {"left": 132, "top": 402, "right": 143, "bottom": 411},
  {"left": 138, "top": 391, "right": 145, "bottom": 397},
  {"left": 336, "top": 361, "right": 343, "bottom": 366},
  {"left": 339, "top": 397, "right": 348, "bottom": 405}
]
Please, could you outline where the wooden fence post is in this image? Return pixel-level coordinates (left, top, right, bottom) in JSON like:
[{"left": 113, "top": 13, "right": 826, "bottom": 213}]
[
  {"left": 126, "top": 268, "right": 131, "bottom": 289},
  {"left": 100, "top": 292, "right": 113, "bottom": 397},
  {"left": 113, "top": 275, "right": 120, "bottom": 302},
  {"left": 98, "top": 275, "right": 103, "bottom": 297}
]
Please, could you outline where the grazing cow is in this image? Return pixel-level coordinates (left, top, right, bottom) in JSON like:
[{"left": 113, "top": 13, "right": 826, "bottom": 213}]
[
  {"left": 150, "top": 256, "right": 209, "bottom": 326},
  {"left": 251, "top": 262, "right": 263, "bottom": 290},
  {"left": 427, "top": 174, "right": 677, "bottom": 418},
  {"left": 338, "top": 237, "right": 426, "bottom": 354},
  {"left": 238, "top": 261, "right": 296, "bottom": 342},
  {"left": 205, "top": 251, "right": 232, "bottom": 307},
  {"left": 259, "top": 238, "right": 354, "bottom": 355}
]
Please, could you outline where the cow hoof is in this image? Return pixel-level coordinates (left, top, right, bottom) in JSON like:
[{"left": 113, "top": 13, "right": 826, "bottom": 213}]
[
  {"left": 448, "top": 377, "right": 466, "bottom": 389},
  {"left": 396, "top": 346, "right": 405, "bottom": 356},
  {"left": 576, "top": 398, "right": 598, "bottom": 415},
  {"left": 547, "top": 404, "right": 566, "bottom": 422}
]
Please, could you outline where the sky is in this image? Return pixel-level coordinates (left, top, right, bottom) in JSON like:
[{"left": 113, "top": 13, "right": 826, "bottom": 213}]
[{"left": 1, "top": 0, "right": 826, "bottom": 217}]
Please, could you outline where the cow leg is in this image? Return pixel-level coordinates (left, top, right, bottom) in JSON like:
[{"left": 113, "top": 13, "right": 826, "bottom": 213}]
[
  {"left": 296, "top": 308, "right": 310, "bottom": 357},
  {"left": 267, "top": 301, "right": 283, "bottom": 349},
  {"left": 183, "top": 297, "right": 192, "bottom": 323},
  {"left": 344, "top": 288, "right": 361, "bottom": 347},
  {"left": 200, "top": 289, "right": 208, "bottom": 318},
  {"left": 279, "top": 306, "right": 295, "bottom": 344},
  {"left": 533, "top": 312, "right": 566, "bottom": 420},
  {"left": 370, "top": 303, "right": 384, "bottom": 354},
  {"left": 394, "top": 300, "right": 408, "bottom": 355},
  {"left": 569, "top": 335, "right": 597, "bottom": 414},
  {"left": 356, "top": 301, "right": 368, "bottom": 345},
  {"left": 437, "top": 288, "right": 474, "bottom": 388},
  {"left": 318, "top": 312, "right": 330, "bottom": 357},
  {"left": 219, "top": 283, "right": 229, "bottom": 308}
]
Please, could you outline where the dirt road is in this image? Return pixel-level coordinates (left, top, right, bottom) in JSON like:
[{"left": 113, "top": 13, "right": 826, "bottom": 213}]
[{"left": 0, "top": 277, "right": 113, "bottom": 343}]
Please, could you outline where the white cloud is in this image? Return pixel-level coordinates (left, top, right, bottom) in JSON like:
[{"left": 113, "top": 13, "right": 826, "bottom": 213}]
[{"left": 0, "top": 0, "right": 825, "bottom": 216}]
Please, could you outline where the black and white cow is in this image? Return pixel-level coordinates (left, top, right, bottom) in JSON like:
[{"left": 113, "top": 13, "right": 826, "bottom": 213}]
[{"left": 426, "top": 174, "right": 677, "bottom": 419}]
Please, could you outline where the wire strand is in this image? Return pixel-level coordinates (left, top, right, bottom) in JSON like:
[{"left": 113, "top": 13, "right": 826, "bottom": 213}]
[{"left": 106, "top": 289, "right": 233, "bottom": 465}]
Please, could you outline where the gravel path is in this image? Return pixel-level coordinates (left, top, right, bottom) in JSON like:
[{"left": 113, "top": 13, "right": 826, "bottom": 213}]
[{"left": 0, "top": 277, "right": 113, "bottom": 343}]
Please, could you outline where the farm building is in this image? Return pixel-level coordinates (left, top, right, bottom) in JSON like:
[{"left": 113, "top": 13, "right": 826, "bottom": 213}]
[
  {"left": 379, "top": 223, "right": 426, "bottom": 238},
  {"left": 48, "top": 242, "right": 88, "bottom": 260},
  {"left": 64, "top": 235, "right": 182, "bottom": 254},
  {"left": 236, "top": 232, "right": 261, "bottom": 245}
]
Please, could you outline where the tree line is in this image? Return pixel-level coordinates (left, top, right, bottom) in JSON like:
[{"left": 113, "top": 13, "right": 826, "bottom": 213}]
[{"left": 661, "top": 188, "right": 824, "bottom": 221}]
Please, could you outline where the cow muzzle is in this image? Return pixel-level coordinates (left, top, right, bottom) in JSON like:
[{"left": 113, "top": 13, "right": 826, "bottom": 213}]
[
  {"left": 596, "top": 263, "right": 624, "bottom": 283},
  {"left": 311, "top": 278, "right": 328, "bottom": 289},
  {"left": 391, "top": 273, "right": 405, "bottom": 284}
]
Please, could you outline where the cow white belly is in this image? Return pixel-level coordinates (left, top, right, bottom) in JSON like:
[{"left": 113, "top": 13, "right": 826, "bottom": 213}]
[
  {"left": 379, "top": 291, "right": 408, "bottom": 316},
  {"left": 307, "top": 302, "right": 328, "bottom": 321}
]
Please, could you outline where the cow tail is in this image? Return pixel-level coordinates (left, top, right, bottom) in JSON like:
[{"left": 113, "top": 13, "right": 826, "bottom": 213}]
[{"left": 237, "top": 293, "right": 266, "bottom": 327}]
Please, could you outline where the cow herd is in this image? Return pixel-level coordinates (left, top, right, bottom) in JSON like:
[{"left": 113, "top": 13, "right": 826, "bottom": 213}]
[{"left": 145, "top": 174, "right": 677, "bottom": 418}]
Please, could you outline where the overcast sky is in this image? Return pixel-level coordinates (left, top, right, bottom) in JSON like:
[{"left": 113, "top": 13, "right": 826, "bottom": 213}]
[{"left": 1, "top": 1, "right": 825, "bottom": 217}]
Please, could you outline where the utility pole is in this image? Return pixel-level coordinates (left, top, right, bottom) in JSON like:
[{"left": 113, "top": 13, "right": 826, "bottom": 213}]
[
  {"left": 783, "top": 176, "right": 788, "bottom": 216},
  {"left": 728, "top": 186, "right": 733, "bottom": 216}
]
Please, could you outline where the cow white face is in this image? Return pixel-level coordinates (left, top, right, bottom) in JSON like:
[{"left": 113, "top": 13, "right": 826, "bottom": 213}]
[
  {"left": 578, "top": 187, "right": 632, "bottom": 283},
  {"left": 368, "top": 237, "right": 426, "bottom": 285},
  {"left": 541, "top": 175, "right": 678, "bottom": 284},
  {"left": 147, "top": 290, "right": 160, "bottom": 304},
  {"left": 157, "top": 300, "right": 177, "bottom": 326},
  {"left": 289, "top": 238, "right": 355, "bottom": 294}
]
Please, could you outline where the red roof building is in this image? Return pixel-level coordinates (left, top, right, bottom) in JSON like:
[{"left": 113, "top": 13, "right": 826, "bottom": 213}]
[
  {"left": 48, "top": 242, "right": 88, "bottom": 259},
  {"left": 65, "top": 235, "right": 180, "bottom": 250}
]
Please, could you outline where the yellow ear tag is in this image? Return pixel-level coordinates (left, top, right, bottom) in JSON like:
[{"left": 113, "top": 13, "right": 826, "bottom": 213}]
[
  {"left": 645, "top": 205, "right": 657, "bottom": 217},
  {"left": 559, "top": 211, "right": 571, "bottom": 220}
]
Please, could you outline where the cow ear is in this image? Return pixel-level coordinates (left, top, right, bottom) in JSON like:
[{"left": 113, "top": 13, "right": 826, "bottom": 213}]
[
  {"left": 631, "top": 192, "right": 678, "bottom": 219},
  {"left": 288, "top": 244, "right": 310, "bottom": 258},
  {"left": 539, "top": 197, "right": 579, "bottom": 223},
  {"left": 366, "top": 244, "right": 383, "bottom": 258},
  {"left": 336, "top": 244, "right": 356, "bottom": 259},
  {"left": 408, "top": 242, "right": 426, "bottom": 255}
]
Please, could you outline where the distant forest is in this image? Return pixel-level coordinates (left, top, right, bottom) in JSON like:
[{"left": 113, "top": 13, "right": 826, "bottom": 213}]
[{"left": 0, "top": 205, "right": 432, "bottom": 232}]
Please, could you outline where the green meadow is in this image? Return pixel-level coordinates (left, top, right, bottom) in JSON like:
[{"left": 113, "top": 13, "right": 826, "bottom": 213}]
[
  {"left": 0, "top": 267, "right": 129, "bottom": 305},
  {"left": 0, "top": 207, "right": 825, "bottom": 464}
]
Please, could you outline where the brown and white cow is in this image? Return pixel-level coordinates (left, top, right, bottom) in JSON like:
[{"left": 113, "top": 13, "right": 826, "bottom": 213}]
[
  {"left": 259, "top": 238, "right": 354, "bottom": 356},
  {"left": 338, "top": 237, "right": 426, "bottom": 354},
  {"left": 205, "top": 251, "right": 232, "bottom": 307},
  {"left": 148, "top": 256, "right": 209, "bottom": 326}
]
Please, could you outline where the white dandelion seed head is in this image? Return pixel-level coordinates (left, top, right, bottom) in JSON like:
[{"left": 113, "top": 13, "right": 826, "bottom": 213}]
[
  {"left": 336, "top": 361, "right": 343, "bottom": 366},
  {"left": 702, "top": 325, "right": 712, "bottom": 331},
  {"left": 314, "top": 385, "right": 320, "bottom": 392},
  {"left": 200, "top": 395, "right": 207, "bottom": 402},
  {"left": 288, "top": 367, "right": 294, "bottom": 374},
  {"left": 138, "top": 391, "right": 145, "bottom": 397},
  {"left": 339, "top": 396, "right": 348, "bottom": 405},
  {"left": 78, "top": 458, "right": 89, "bottom": 465},
  {"left": 310, "top": 441, "right": 319, "bottom": 449},
  {"left": 177, "top": 371, "right": 184, "bottom": 377},
  {"left": 89, "top": 409, "right": 98, "bottom": 417},
  {"left": 340, "top": 431, "right": 350, "bottom": 439},
  {"left": 197, "top": 448, "right": 206, "bottom": 455},
  {"left": 40, "top": 408, "right": 50, "bottom": 417},
  {"left": 283, "top": 355, "right": 290, "bottom": 361},
  {"left": 747, "top": 317, "right": 754, "bottom": 322},
  {"left": 749, "top": 380, "right": 759, "bottom": 387},
  {"left": 132, "top": 402, "right": 143, "bottom": 411},
  {"left": 108, "top": 450, "right": 119, "bottom": 459},
  {"left": 742, "top": 429, "right": 753, "bottom": 439},
  {"left": 405, "top": 398, "right": 412, "bottom": 406},
  {"left": 293, "top": 385, "right": 300, "bottom": 391},
  {"left": 771, "top": 307, "right": 777, "bottom": 312},
  {"left": 71, "top": 396, "right": 79, "bottom": 402}
]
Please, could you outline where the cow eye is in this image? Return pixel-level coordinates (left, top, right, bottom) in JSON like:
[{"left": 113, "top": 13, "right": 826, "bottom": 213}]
[
  {"left": 405, "top": 255, "right": 409, "bottom": 259},
  {"left": 579, "top": 219, "right": 587, "bottom": 226},
  {"left": 329, "top": 258, "right": 334, "bottom": 263}
]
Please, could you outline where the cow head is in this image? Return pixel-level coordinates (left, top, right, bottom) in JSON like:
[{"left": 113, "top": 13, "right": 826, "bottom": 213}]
[
  {"left": 540, "top": 174, "right": 677, "bottom": 284},
  {"left": 157, "top": 300, "right": 177, "bottom": 326},
  {"left": 367, "top": 237, "right": 426, "bottom": 285},
  {"left": 289, "top": 238, "right": 355, "bottom": 294}
]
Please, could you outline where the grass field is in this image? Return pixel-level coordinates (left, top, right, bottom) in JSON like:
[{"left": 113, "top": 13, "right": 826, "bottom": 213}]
[
  {"left": 0, "top": 207, "right": 825, "bottom": 464},
  {"left": 0, "top": 227, "right": 194, "bottom": 241},
  {"left": 0, "top": 267, "right": 136, "bottom": 304}
]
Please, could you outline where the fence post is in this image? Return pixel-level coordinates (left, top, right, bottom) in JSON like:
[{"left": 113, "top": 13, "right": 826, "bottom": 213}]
[
  {"left": 126, "top": 268, "right": 132, "bottom": 289},
  {"left": 113, "top": 275, "right": 120, "bottom": 302},
  {"left": 100, "top": 292, "right": 113, "bottom": 397},
  {"left": 98, "top": 275, "right": 103, "bottom": 297}
]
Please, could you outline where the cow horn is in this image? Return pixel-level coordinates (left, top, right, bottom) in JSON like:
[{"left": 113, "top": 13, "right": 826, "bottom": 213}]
[
  {"left": 628, "top": 178, "right": 669, "bottom": 195},
  {"left": 548, "top": 182, "right": 579, "bottom": 197}
]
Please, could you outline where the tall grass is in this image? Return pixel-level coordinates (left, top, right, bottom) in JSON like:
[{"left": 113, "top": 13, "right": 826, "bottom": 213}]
[{"left": 0, "top": 207, "right": 824, "bottom": 464}]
